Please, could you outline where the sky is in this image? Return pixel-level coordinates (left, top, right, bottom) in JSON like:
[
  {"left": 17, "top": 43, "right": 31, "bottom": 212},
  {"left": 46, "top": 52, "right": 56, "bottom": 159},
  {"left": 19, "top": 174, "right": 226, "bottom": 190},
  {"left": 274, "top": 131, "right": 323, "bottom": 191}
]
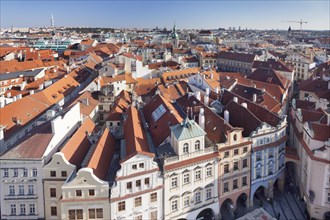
[{"left": 1, "top": 0, "right": 329, "bottom": 30}]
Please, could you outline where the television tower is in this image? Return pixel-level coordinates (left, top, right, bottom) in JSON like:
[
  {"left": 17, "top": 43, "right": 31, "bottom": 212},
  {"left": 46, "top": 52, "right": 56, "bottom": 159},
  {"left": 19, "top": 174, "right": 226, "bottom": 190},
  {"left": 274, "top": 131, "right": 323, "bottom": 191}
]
[{"left": 51, "top": 13, "right": 55, "bottom": 35}]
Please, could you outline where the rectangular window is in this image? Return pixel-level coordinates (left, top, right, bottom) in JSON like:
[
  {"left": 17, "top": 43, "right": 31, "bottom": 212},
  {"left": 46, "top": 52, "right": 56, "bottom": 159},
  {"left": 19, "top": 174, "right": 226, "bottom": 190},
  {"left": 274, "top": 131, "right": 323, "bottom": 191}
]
[
  {"left": 19, "top": 185, "right": 24, "bottom": 195},
  {"left": 183, "top": 173, "right": 190, "bottom": 184},
  {"left": 268, "top": 165, "right": 273, "bottom": 175},
  {"left": 96, "top": 209, "right": 103, "bottom": 218},
  {"left": 206, "top": 167, "right": 212, "bottom": 177},
  {"left": 242, "top": 176, "right": 247, "bottom": 186},
  {"left": 89, "top": 209, "right": 96, "bottom": 219},
  {"left": 256, "top": 152, "right": 262, "bottom": 161},
  {"left": 50, "top": 188, "right": 56, "bottom": 197},
  {"left": 195, "top": 170, "right": 201, "bottom": 180},
  {"left": 150, "top": 211, "right": 157, "bottom": 220},
  {"left": 195, "top": 192, "right": 201, "bottom": 203},
  {"left": 11, "top": 204, "right": 16, "bottom": 215},
  {"left": 28, "top": 185, "right": 34, "bottom": 195},
  {"left": 139, "top": 163, "right": 144, "bottom": 168},
  {"left": 118, "top": 201, "right": 125, "bottom": 211},
  {"left": 20, "top": 204, "right": 26, "bottom": 215},
  {"left": 50, "top": 171, "right": 56, "bottom": 177},
  {"left": 171, "top": 177, "right": 177, "bottom": 188},
  {"left": 243, "top": 147, "right": 248, "bottom": 153},
  {"left": 269, "top": 150, "right": 273, "bottom": 158},
  {"left": 9, "top": 185, "right": 15, "bottom": 195},
  {"left": 206, "top": 188, "right": 212, "bottom": 199},
  {"left": 69, "top": 210, "right": 75, "bottom": 220},
  {"left": 136, "top": 180, "right": 141, "bottom": 187},
  {"left": 135, "top": 197, "right": 142, "bottom": 207},
  {"left": 89, "top": 189, "right": 95, "bottom": 196},
  {"left": 29, "top": 204, "right": 35, "bottom": 215},
  {"left": 150, "top": 192, "right": 157, "bottom": 202},
  {"left": 51, "top": 207, "right": 57, "bottom": 216},
  {"left": 76, "top": 190, "right": 82, "bottom": 196},
  {"left": 233, "top": 179, "right": 238, "bottom": 189},
  {"left": 32, "top": 168, "right": 37, "bottom": 177},
  {"left": 224, "top": 182, "right": 229, "bottom": 192},
  {"left": 327, "top": 193, "right": 330, "bottom": 203},
  {"left": 127, "top": 182, "right": 132, "bottom": 189},
  {"left": 132, "top": 164, "right": 137, "bottom": 170},
  {"left": 224, "top": 151, "right": 229, "bottom": 158},
  {"left": 183, "top": 196, "right": 189, "bottom": 207},
  {"left": 14, "top": 168, "right": 18, "bottom": 177},
  {"left": 171, "top": 200, "right": 178, "bottom": 211},
  {"left": 224, "top": 164, "right": 229, "bottom": 173},
  {"left": 145, "top": 178, "right": 150, "bottom": 185},
  {"left": 233, "top": 161, "right": 239, "bottom": 171},
  {"left": 76, "top": 209, "right": 83, "bottom": 219},
  {"left": 242, "top": 159, "right": 248, "bottom": 168},
  {"left": 61, "top": 171, "right": 67, "bottom": 177},
  {"left": 256, "top": 168, "right": 262, "bottom": 179},
  {"left": 23, "top": 168, "right": 28, "bottom": 177},
  {"left": 4, "top": 168, "right": 9, "bottom": 177},
  {"left": 234, "top": 149, "right": 239, "bottom": 155}
]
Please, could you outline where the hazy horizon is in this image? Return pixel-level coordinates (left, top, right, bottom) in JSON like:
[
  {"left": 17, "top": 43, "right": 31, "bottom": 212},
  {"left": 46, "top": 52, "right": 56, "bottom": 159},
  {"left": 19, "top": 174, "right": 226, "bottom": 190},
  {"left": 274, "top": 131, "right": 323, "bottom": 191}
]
[{"left": 1, "top": 0, "right": 329, "bottom": 31}]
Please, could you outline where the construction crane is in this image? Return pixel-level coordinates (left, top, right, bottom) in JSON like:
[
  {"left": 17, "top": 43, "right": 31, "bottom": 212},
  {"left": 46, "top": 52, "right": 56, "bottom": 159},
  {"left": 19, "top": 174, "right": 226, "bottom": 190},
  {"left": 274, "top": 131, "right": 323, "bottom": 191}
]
[{"left": 282, "top": 19, "right": 308, "bottom": 32}]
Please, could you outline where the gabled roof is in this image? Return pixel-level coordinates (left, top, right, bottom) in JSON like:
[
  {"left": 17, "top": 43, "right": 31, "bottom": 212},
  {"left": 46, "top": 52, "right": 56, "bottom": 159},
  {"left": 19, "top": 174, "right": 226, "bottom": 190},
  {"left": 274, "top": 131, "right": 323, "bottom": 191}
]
[
  {"left": 299, "top": 78, "right": 330, "bottom": 100},
  {"left": 0, "top": 60, "right": 45, "bottom": 74},
  {"left": 248, "top": 68, "right": 290, "bottom": 89},
  {"left": 162, "top": 67, "right": 200, "bottom": 84},
  {"left": 123, "top": 106, "right": 154, "bottom": 161},
  {"left": 252, "top": 59, "right": 293, "bottom": 72},
  {"left": 225, "top": 100, "right": 262, "bottom": 137},
  {"left": 176, "top": 94, "right": 233, "bottom": 143},
  {"left": 64, "top": 91, "right": 99, "bottom": 119},
  {"left": 217, "top": 51, "right": 256, "bottom": 63},
  {"left": 170, "top": 118, "right": 206, "bottom": 141},
  {"left": 142, "top": 94, "right": 183, "bottom": 147},
  {"left": 221, "top": 90, "right": 282, "bottom": 127},
  {"left": 87, "top": 128, "right": 116, "bottom": 180},
  {"left": 60, "top": 118, "right": 97, "bottom": 166},
  {"left": 0, "top": 121, "right": 53, "bottom": 159}
]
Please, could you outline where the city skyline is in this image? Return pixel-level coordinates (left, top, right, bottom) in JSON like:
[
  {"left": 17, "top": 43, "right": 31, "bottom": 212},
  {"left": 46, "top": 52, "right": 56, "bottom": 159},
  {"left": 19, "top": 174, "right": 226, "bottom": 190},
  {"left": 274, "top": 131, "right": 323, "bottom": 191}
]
[{"left": 1, "top": 0, "right": 329, "bottom": 30}]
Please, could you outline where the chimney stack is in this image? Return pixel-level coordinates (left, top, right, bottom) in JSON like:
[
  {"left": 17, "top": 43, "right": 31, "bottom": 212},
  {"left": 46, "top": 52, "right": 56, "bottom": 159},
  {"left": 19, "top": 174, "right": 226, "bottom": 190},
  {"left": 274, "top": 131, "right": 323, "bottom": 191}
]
[
  {"left": 224, "top": 110, "right": 229, "bottom": 123},
  {"left": 241, "top": 103, "right": 247, "bottom": 108},
  {"left": 233, "top": 97, "right": 238, "bottom": 103},
  {"left": 198, "top": 108, "right": 205, "bottom": 130},
  {"left": 253, "top": 93, "right": 257, "bottom": 103}
]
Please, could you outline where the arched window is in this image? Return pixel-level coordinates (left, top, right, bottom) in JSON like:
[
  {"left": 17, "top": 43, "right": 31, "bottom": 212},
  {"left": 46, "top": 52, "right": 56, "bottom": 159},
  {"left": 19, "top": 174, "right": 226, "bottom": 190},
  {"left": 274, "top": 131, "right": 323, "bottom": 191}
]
[
  {"left": 183, "top": 143, "right": 189, "bottom": 154},
  {"left": 233, "top": 134, "right": 237, "bottom": 141},
  {"left": 195, "top": 140, "right": 200, "bottom": 150}
]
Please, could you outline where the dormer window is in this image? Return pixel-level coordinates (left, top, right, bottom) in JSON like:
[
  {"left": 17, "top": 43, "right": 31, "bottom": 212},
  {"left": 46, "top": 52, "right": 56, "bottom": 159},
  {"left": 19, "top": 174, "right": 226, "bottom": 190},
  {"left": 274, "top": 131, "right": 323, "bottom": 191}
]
[
  {"left": 183, "top": 143, "right": 189, "bottom": 154},
  {"left": 195, "top": 140, "right": 200, "bottom": 151}
]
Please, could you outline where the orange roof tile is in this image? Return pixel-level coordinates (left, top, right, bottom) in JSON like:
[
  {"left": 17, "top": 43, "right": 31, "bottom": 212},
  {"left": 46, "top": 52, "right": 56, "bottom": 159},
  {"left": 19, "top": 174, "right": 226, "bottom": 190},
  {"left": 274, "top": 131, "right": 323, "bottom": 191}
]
[
  {"left": 123, "top": 106, "right": 154, "bottom": 162},
  {"left": 61, "top": 118, "right": 97, "bottom": 166},
  {"left": 87, "top": 128, "right": 116, "bottom": 180}
]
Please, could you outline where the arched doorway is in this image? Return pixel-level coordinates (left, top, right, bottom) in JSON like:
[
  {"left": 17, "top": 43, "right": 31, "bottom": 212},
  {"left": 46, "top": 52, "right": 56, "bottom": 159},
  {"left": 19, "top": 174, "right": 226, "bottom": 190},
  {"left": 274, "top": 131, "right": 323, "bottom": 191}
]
[
  {"left": 236, "top": 193, "right": 248, "bottom": 218},
  {"left": 253, "top": 186, "right": 266, "bottom": 207},
  {"left": 220, "top": 198, "right": 234, "bottom": 220},
  {"left": 285, "top": 161, "right": 298, "bottom": 195},
  {"left": 196, "top": 208, "right": 214, "bottom": 220},
  {"left": 324, "top": 211, "right": 330, "bottom": 220}
]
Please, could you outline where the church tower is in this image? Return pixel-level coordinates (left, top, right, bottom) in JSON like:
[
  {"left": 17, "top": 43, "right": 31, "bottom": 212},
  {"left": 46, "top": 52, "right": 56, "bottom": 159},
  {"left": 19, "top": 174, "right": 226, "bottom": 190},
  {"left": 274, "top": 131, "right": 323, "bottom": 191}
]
[{"left": 171, "top": 24, "right": 179, "bottom": 48}]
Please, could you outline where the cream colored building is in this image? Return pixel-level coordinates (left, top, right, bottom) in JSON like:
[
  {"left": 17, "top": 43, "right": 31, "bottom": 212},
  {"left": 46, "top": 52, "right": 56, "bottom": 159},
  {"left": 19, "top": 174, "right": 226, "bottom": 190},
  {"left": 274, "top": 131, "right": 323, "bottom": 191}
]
[{"left": 160, "top": 117, "right": 219, "bottom": 220}]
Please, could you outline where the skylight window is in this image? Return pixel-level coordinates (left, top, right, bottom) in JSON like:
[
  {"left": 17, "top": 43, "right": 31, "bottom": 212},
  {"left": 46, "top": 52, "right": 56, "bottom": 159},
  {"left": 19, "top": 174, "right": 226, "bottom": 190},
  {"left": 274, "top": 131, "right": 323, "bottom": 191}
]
[{"left": 152, "top": 104, "right": 166, "bottom": 122}]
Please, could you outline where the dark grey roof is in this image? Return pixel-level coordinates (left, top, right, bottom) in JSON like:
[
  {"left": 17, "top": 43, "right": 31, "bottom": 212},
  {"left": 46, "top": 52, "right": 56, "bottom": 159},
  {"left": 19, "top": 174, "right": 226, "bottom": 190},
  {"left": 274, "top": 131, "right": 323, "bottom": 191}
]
[{"left": 0, "top": 68, "right": 44, "bottom": 81}]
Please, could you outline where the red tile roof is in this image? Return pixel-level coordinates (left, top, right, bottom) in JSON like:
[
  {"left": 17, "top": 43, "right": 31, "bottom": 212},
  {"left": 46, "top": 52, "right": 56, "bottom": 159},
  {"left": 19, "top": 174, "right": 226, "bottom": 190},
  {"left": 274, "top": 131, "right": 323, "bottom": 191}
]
[
  {"left": 123, "top": 106, "right": 154, "bottom": 162},
  {"left": 142, "top": 94, "right": 183, "bottom": 147},
  {"left": 217, "top": 51, "right": 256, "bottom": 63},
  {"left": 248, "top": 68, "right": 290, "bottom": 89},
  {"left": 60, "top": 118, "right": 97, "bottom": 166},
  {"left": 87, "top": 128, "right": 116, "bottom": 180}
]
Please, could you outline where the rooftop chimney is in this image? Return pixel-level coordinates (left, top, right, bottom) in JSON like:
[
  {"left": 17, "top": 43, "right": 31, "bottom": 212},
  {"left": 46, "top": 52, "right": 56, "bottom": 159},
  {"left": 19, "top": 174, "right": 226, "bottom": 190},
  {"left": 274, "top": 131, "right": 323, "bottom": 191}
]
[
  {"left": 233, "top": 97, "right": 238, "bottom": 103},
  {"left": 241, "top": 102, "right": 247, "bottom": 108},
  {"left": 253, "top": 93, "right": 257, "bottom": 103},
  {"left": 224, "top": 110, "right": 229, "bottom": 123},
  {"left": 198, "top": 108, "right": 205, "bottom": 130}
]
